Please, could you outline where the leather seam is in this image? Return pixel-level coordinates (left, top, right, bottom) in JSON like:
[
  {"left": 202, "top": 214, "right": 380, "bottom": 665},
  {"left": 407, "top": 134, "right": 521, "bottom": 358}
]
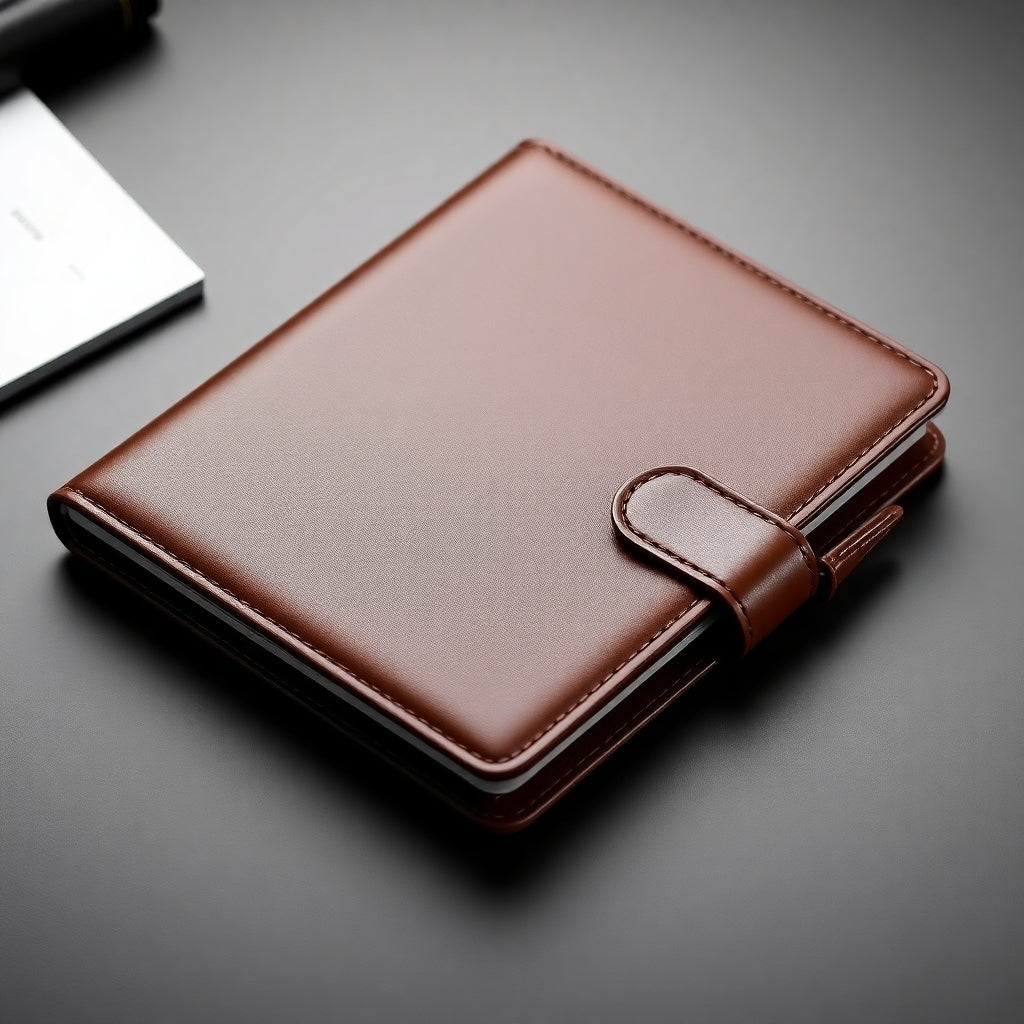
[
  {"left": 621, "top": 478, "right": 755, "bottom": 646},
  {"left": 485, "top": 658, "right": 716, "bottom": 820},
  {"left": 619, "top": 469, "right": 818, "bottom": 644},
  {"left": 67, "top": 487, "right": 701, "bottom": 767},
  {"left": 827, "top": 511, "right": 899, "bottom": 567},
  {"left": 493, "top": 432, "right": 936, "bottom": 822},
  {"left": 527, "top": 141, "right": 941, "bottom": 521},
  {"left": 70, "top": 542, "right": 428, "bottom": 786},
  {"left": 816, "top": 428, "right": 941, "bottom": 550},
  {"left": 74, "top": 544, "right": 343, "bottom": 722},
  {"left": 664, "top": 469, "right": 817, "bottom": 587},
  {"left": 81, "top": 523, "right": 708, "bottom": 827}
]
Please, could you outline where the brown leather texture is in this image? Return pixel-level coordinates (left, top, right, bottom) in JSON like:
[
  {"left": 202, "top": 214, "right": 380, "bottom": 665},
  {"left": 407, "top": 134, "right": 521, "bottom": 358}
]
[
  {"left": 613, "top": 467, "right": 819, "bottom": 651},
  {"left": 49, "top": 424, "right": 947, "bottom": 832},
  {"left": 820, "top": 504, "right": 904, "bottom": 599},
  {"left": 48, "top": 139, "right": 950, "bottom": 796}
]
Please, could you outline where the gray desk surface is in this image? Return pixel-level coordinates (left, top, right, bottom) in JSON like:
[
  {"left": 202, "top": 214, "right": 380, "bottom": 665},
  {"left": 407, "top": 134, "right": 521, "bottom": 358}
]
[{"left": 2, "top": 2, "right": 1022, "bottom": 1021}]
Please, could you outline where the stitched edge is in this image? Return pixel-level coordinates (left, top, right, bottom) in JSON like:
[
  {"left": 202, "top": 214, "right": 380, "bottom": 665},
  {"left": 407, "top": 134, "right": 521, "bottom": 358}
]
[
  {"left": 526, "top": 141, "right": 942, "bottom": 521},
  {"left": 68, "top": 487, "right": 701, "bottom": 766},
  {"left": 660, "top": 469, "right": 817, "bottom": 588},
  {"left": 827, "top": 509, "right": 901, "bottom": 567},
  {"left": 815, "top": 428, "right": 941, "bottom": 550},
  {"left": 76, "top": 542, "right": 348, "bottom": 727},
  {"left": 618, "top": 469, "right": 820, "bottom": 645},
  {"left": 69, "top": 538, "right": 466, "bottom": 804},
  {"left": 620, "top": 476, "right": 755, "bottom": 646},
  {"left": 485, "top": 658, "right": 716, "bottom": 821},
  {"left": 64, "top": 147, "right": 944, "bottom": 769},
  {"left": 80, "top": 514, "right": 714, "bottom": 826}
]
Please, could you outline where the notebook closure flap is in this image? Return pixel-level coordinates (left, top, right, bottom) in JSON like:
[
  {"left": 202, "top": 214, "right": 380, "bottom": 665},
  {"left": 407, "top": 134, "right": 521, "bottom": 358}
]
[{"left": 612, "top": 467, "right": 820, "bottom": 652}]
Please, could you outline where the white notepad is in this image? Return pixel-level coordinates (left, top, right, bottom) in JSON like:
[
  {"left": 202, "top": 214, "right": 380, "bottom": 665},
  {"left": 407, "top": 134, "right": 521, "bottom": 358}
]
[{"left": 0, "top": 89, "right": 203, "bottom": 403}]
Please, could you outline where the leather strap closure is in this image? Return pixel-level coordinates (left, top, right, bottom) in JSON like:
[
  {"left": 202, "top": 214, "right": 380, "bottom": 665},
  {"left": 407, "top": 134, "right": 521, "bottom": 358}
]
[
  {"left": 612, "top": 467, "right": 820, "bottom": 652},
  {"left": 819, "top": 504, "right": 903, "bottom": 599}
]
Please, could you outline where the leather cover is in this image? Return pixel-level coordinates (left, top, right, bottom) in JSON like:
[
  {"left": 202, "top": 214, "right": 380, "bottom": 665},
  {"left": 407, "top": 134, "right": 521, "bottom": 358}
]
[{"left": 48, "top": 140, "right": 950, "bottom": 830}]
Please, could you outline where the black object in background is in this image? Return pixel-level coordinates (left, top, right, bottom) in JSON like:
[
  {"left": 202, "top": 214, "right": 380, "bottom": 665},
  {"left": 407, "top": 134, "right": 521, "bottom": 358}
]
[{"left": 0, "top": 0, "right": 159, "bottom": 92}]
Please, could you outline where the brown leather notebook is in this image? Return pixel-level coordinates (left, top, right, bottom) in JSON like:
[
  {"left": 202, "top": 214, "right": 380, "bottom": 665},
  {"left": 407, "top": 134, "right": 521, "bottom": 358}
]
[{"left": 49, "top": 141, "right": 949, "bottom": 830}]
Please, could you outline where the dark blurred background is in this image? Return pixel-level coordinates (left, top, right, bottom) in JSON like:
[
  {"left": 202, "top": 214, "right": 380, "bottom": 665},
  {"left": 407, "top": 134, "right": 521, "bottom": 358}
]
[{"left": 2, "top": 2, "right": 1022, "bottom": 1021}]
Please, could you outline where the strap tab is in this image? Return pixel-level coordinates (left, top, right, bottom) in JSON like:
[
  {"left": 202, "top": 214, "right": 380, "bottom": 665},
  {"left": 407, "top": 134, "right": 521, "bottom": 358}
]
[
  {"left": 612, "top": 467, "right": 819, "bottom": 652},
  {"left": 819, "top": 504, "right": 903, "bottom": 599}
]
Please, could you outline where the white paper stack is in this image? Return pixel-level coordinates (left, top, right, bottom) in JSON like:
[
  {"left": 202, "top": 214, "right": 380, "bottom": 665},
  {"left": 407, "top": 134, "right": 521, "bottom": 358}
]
[{"left": 0, "top": 88, "right": 203, "bottom": 402}]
